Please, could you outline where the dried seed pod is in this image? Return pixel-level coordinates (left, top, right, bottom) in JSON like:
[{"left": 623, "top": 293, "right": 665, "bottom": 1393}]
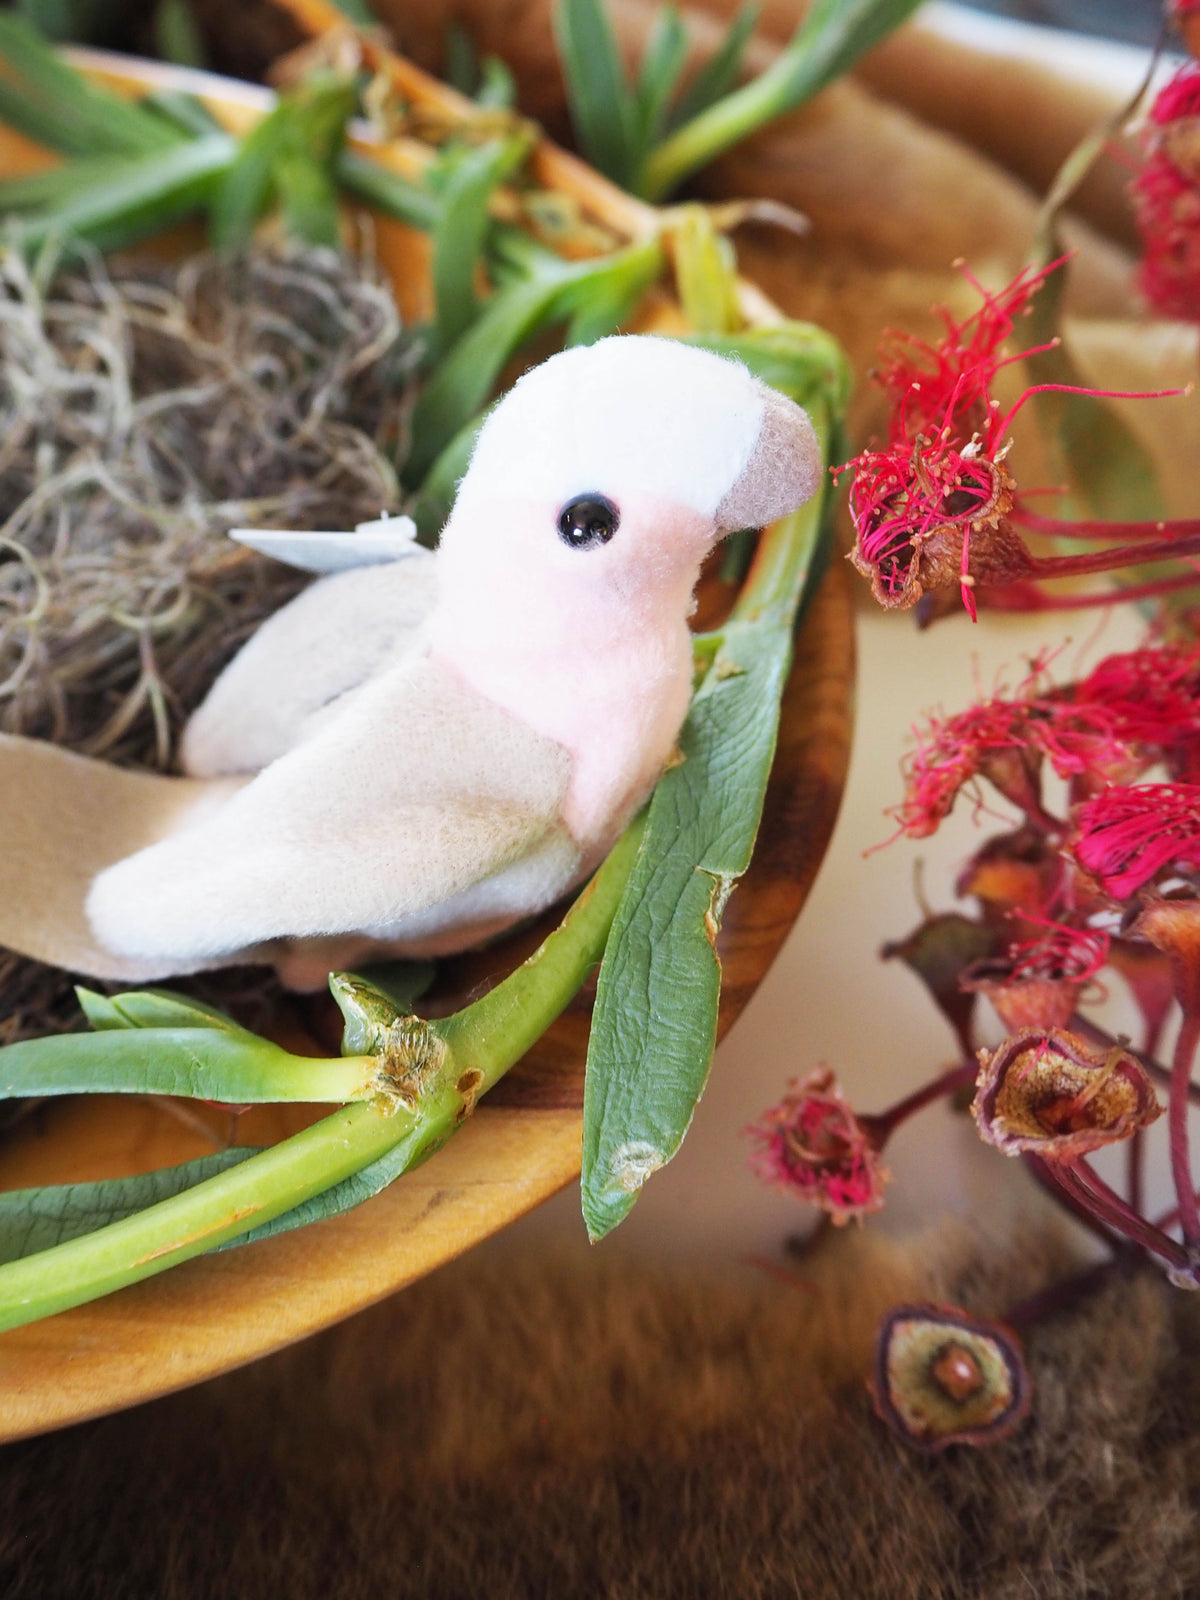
[
  {"left": 972, "top": 1027, "right": 1160, "bottom": 1159},
  {"left": 871, "top": 1302, "right": 1031, "bottom": 1451}
]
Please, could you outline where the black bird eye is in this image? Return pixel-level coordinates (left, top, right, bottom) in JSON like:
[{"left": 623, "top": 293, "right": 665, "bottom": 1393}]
[{"left": 557, "top": 494, "right": 619, "bottom": 550}]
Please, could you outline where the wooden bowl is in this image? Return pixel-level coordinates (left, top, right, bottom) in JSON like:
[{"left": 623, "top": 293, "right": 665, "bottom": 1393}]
[{"left": 0, "top": 45, "right": 854, "bottom": 1440}]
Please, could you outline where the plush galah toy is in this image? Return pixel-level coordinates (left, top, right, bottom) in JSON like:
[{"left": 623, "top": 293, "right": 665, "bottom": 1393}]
[{"left": 0, "top": 336, "right": 820, "bottom": 987}]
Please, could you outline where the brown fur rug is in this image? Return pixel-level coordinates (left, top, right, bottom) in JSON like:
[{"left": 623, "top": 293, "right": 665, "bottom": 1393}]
[{"left": 1, "top": 1227, "right": 1198, "bottom": 1599}]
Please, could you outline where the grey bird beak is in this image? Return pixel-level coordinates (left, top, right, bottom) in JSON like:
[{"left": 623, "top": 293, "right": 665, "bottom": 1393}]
[{"left": 714, "top": 382, "right": 823, "bottom": 532}]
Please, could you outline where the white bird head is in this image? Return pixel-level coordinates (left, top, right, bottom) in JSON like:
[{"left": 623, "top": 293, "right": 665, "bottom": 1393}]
[{"left": 433, "top": 336, "right": 822, "bottom": 632}]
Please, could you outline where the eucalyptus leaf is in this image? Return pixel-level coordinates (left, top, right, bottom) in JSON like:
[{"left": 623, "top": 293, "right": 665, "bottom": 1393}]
[
  {"left": 0, "top": 1148, "right": 261, "bottom": 1265},
  {"left": 581, "top": 345, "right": 838, "bottom": 1240}
]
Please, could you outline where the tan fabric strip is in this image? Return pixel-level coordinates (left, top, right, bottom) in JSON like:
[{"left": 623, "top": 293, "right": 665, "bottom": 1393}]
[{"left": 0, "top": 734, "right": 243, "bottom": 981}]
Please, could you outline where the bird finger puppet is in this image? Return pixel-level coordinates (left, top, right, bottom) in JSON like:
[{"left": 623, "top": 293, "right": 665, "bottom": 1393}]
[{"left": 0, "top": 336, "right": 821, "bottom": 989}]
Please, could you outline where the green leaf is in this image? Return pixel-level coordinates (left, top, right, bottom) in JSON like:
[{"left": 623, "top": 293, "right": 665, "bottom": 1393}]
[
  {"left": 336, "top": 148, "right": 441, "bottom": 232},
  {"left": 640, "top": 0, "right": 924, "bottom": 200},
  {"left": 409, "top": 409, "right": 489, "bottom": 540},
  {"left": 75, "top": 986, "right": 253, "bottom": 1034},
  {"left": 138, "top": 88, "right": 224, "bottom": 139},
  {"left": 405, "top": 270, "right": 568, "bottom": 485},
  {"left": 9, "top": 132, "right": 236, "bottom": 257},
  {"left": 275, "top": 152, "right": 342, "bottom": 248},
  {"left": 581, "top": 347, "right": 839, "bottom": 1240},
  {"left": 562, "top": 267, "right": 652, "bottom": 346},
  {"left": 326, "top": 0, "right": 374, "bottom": 21},
  {"left": 446, "top": 23, "right": 481, "bottom": 96},
  {"left": 429, "top": 132, "right": 534, "bottom": 351},
  {"left": 0, "top": 14, "right": 182, "bottom": 158},
  {"left": 554, "top": 0, "right": 641, "bottom": 189},
  {"left": 635, "top": 6, "right": 688, "bottom": 149},
  {"left": 210, "top": 74, "right": 355, "bottom": 252},
  {"left": 582, "top": 619, "right": 794, "bottom": 1238},
  {"left": 670, "top": 205, "right": 742, "bottom": 335},
  {"left": 405, "top": 235, "right": 663, "bottom": 485},
  {"left": 668, "top": 2, "right": 759, "bottom": 130},
  {"left": 14, "top": 0, "right": 125, "bottom": 44},
  {"left": 0, "top": 1149, "right": 260, "bottom": 1265},
  {"left": 153, "top": 0, "right": 206, "bottom": 69},
  {"left": 224, "top": 1137, "right": 410, "bottom": 1248},
  {"left": 476, "top": 57, "right": 517, "bottom": 110},
  {"left": 345, "top": 959, "right": 437, "bottom": 1013}
]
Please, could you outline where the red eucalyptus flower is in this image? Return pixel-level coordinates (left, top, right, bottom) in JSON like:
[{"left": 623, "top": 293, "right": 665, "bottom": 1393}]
[
  {"left": 1133, "top": 64, "right": 1200, "bottom": 320},
  {"left": 744, "top": 1068, "right": 888, "bottom": 1225},
  {"left": 1068, "top": 645, "right": 1200, "bottom": 780},
  {"left": 963, "top": 920, "right": 1110, "bottom": 1032},
  {"left": 873, "top": 263, "right": 1051, "bottom": 441},
  {"left": 892, "top": 669, "right": 1134, "bottom": 841},
  {"left": 840, "top": 265, "right": 1194, "bottom": 619},
  {"left": 1073, "top": 782, "right": 1200, "bottom": 899}
]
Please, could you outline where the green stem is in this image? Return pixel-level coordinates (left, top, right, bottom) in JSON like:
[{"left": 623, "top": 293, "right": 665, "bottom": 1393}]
[
  {"left": 638, "top": 0, "right": 923, "bottom": 202},
  {"left": 0, "top": 1030, "right": 378, "bottom": 1105},
  {"left": 437, "top": 814, "right": 647, "bottom": 1079},
  {"left": 0, "top": 816, "right": 646, "bottom": 1333}
]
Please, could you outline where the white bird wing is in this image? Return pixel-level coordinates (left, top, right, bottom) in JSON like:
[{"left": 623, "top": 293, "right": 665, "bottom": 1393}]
[
  {"left": 228, "top": 518, "right": 420, "bottom": 573},
  {"left": 87, "top": 656, "right": 577, "bottom": 969},
  {"left": 182, "top": 552, "right": 439, "bottom": 777}
]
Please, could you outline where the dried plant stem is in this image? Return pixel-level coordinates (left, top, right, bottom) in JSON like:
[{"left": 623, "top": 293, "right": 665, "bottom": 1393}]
[
  {"left": 1169, "top": 1010, "right": 1200, "bottom": 1248},
  {"left": 864, "top": 1060, "right": 977, "bottom": 1143}
]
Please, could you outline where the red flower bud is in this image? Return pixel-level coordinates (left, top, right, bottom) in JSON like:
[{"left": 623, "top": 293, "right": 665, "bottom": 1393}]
[{"left": 744, "top": 1068, "right": 889, "bottom": 1225}]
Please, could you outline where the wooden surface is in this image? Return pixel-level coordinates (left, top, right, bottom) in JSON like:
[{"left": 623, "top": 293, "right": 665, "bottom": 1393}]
[
  {"left": 0, "top": 53, "right": 855, "bottom": 1440},
  {"left": 0, "top": 558, "right": 852, "bottom": 1440}
]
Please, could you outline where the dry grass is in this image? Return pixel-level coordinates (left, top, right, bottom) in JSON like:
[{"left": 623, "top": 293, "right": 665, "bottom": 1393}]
[{"left": 0, "top": 241, "right": 413, "bottom": 1040}]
